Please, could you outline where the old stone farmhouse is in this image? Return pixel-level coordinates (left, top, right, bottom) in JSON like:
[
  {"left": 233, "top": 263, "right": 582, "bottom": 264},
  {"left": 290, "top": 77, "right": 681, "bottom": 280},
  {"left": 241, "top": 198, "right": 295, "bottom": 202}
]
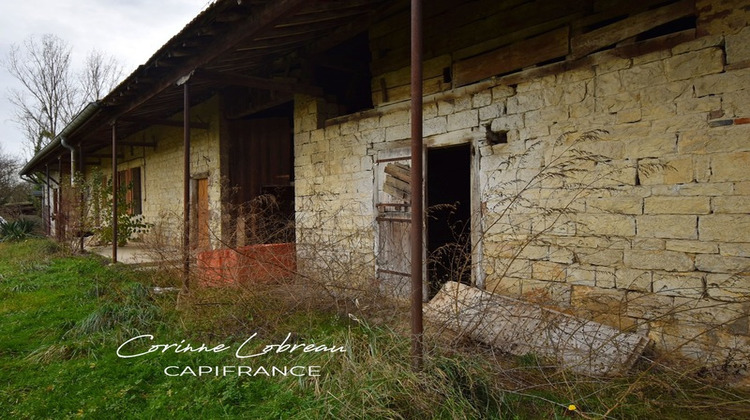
[{"left": 20, "top": 0, "right": 750, "bottom": 368}]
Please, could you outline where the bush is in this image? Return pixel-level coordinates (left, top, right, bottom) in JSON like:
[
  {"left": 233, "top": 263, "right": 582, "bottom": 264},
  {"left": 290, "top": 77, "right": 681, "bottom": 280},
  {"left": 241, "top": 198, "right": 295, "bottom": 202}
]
[{"left": 0, "top": 218, "right": 37, "bottom": 242}]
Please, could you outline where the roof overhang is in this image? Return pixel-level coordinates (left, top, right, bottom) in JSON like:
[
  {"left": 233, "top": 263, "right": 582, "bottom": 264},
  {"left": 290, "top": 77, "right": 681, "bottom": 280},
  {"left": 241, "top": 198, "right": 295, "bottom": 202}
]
[
  {"left": 20, "top": 101, "right": 101, "bottom": 176},
  {"left": 20, "top": 0, "right": 397, "bottom": 175}
]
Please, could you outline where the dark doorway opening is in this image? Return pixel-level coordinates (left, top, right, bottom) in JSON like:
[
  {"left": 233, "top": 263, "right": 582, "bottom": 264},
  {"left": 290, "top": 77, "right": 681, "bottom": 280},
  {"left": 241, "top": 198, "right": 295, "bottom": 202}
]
[
  {"left": 226, "top": 102, "right": 294, "bottom": 246},
  {"left": 427, "top": 144, "right": 471, "bottom": 298}
]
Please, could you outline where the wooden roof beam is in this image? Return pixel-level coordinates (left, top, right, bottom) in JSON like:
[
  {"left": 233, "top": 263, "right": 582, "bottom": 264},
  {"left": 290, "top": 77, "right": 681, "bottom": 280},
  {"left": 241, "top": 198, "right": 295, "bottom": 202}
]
[
  {"left": 169, "top": 48, "right": 199, "bottom": 58},
  {"left": 119, "top": 117, "right": 210, "bottom": 130},
  {"left": 87, "top": 153, "right": 124, "bottom": 159},
  {"left": 195, "top": 68, "right": 322, "bottom": 96},
  {"left": 120, "top": 141, "right": 157, "bottom": 148}
]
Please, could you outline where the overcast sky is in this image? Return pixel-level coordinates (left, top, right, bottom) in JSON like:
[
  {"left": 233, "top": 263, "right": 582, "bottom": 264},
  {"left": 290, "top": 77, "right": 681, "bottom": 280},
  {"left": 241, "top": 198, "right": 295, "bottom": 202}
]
[{"left": 0, "top": 0, "right": 212, "bottom": 162}]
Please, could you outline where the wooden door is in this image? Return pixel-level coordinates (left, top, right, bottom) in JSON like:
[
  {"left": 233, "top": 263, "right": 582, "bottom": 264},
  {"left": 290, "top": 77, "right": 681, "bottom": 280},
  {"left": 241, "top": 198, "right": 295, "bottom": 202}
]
[
  {"left": 375, "top": 148, "right": 413, "bottom": 298},
  {"left": 227, "top": 117, "right": 294, "bottom": 244},
  {"left": 197, "top": 178, "right": 210, "bottom": 249}
]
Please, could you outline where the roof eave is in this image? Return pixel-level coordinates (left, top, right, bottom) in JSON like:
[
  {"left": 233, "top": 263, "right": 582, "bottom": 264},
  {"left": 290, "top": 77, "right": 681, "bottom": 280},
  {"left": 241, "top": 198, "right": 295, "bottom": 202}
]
[{"left": 19, "top": 101, "right": 102, "bottom": 176}]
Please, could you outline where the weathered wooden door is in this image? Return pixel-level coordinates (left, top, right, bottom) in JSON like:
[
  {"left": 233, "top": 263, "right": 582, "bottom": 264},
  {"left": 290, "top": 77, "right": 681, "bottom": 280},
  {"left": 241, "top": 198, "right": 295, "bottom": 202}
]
[
  {"left": 196, "top": 178, "right": 210, "bottom": 249},
  {"left": 227, "top": 116, "right": 294, "bottom": 244},
  {"left": 375, "top": 148, "right": 413, "bottom": 298},
  {"left": 118, "top": 167, "right": 141, "bottom": 215}
]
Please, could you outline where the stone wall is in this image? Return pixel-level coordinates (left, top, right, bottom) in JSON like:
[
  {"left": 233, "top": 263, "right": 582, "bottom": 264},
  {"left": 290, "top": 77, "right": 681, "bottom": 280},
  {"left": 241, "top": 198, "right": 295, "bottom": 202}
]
[
  {"left": 294, "top": 17, "right": 750, "bottom": 365},
  {"left": 85, "top": 95, "right": 223, "bottom": 249},
  {"left": 475, "top": 29, "right": 750, "bottom": 365},
  {"left": 294, "top": 95, "right": 378, "bottom": 290}
]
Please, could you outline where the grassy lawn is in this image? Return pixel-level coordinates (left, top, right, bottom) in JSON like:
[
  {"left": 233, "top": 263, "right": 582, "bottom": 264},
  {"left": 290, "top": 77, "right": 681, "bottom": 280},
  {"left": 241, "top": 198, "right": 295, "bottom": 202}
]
[
  {"left": 0, "top": 240, "right": 350, "bottom": 419},
  {"left": 1, "top": 239, "right": 749, "bottom": 419}
]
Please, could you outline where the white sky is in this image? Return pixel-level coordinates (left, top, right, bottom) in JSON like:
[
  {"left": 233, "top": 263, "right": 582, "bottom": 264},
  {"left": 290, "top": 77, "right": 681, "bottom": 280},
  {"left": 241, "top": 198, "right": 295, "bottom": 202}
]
[{"left": 0, "top": 0, "right": 213, "bottom": 162}]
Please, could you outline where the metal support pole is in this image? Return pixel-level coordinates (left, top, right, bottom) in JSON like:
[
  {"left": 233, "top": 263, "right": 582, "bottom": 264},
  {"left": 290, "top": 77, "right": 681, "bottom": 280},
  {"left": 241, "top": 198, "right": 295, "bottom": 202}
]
[
  {"left": 182, "top": 81, "right": 191, "bottom": 292},
  {"left": 410, "top": 0, "right": 424, "bottom": 370},
  {"left": 79, "top": 144, "right": 85, "bottom": 253},
  {"left": 45, "top": 165, "right": 51, "bottom": 236},
  {"left": 57, "top": 156, "right": 63, "bottom": 241},
  {"left": 112, "top": 123, "right": 118, "bottom": 263}
]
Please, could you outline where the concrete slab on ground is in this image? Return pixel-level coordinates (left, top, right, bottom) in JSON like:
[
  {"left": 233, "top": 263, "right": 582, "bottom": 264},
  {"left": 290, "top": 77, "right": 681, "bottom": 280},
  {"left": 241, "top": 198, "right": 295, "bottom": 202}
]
[
  {"left": 87, "top": 243, "right": 171, "bottom": 266},
  {"left": 425, "top": 281, "right": 652, "bottom": 376}
]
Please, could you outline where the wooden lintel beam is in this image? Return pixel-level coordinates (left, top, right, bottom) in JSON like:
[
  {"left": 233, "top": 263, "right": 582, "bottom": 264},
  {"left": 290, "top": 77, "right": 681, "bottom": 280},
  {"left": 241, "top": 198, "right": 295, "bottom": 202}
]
[
  {"left": 88, "top": 153, "right": 124, "bottom": 159},
  {"left": 120, "top": 142, "right": 157, "bottom": 148},
  {"left": 119, "top": 117, "right": 210, "bottom": 130},
  {"left": 226, "top": 94, "right": 294, "bottom": 119},
  {"left": 195, "top": 69, "right": 322, "bottom": 96},
  {"left": 571, "top": 0, "right": 695, "bottom": 59},
  {"left": 454, "top": 26, "right": 570, "bottom": 87}
]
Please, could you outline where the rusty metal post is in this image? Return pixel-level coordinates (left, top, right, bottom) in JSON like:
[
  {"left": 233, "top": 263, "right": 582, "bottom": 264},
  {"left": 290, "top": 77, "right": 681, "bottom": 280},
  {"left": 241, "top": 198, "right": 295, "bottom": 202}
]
[
  {"left": 57, "top": 156, "right": 63, "bottom": 241},
  {"left": 111, "top": 123, "right": 118, "bottom": 263},
  {"left": 410, "top": 0, "right": 424, "bottom": 370},
  {"left": 182, "top": 81, "right": 191, "bottom": 292},
  {"left": 78, "top": 144, "right": 85, "bottom": 253},
  {"left": 45, "top": 164, "right": 51, "bottom": 236}
]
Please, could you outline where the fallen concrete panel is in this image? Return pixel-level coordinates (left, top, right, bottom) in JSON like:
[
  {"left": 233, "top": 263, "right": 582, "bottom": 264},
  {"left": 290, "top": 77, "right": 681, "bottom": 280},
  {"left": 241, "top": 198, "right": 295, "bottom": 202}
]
[{"left": 425, "top": 281, "right": 652, "bottom": 376}]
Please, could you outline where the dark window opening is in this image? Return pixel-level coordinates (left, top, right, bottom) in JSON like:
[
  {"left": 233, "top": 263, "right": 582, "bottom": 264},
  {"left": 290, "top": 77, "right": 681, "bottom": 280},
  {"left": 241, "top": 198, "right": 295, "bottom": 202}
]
[
  {"left": 584, "top": 15, "right": 629, "bottom": 32},
  {"left": 537, "top": 55, "right": 567, "bottom": 67},
  {"left": 427, "top": 144, "right": 472, "bottom": 298},
  {"left": 442, "top": 66, "right": 453, "bottom": 83},
  {"left": 485, "top": 125, "right": 508, "bottom": 145},
  {"left": 313, "top": 32, "right": 373, "bottom": 116},
  {"left": 635, "top": 16, "right": 696, "bottom": 41}
]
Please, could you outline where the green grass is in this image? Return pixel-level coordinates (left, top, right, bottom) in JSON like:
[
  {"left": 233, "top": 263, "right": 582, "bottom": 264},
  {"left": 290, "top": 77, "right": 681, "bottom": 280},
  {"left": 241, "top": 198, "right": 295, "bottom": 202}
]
[
  {"left": 0, "top": 240, "right": 337, "bottom": 419},
  {"left": 1, "top": 239, "right": 749, "bottom": 419}
]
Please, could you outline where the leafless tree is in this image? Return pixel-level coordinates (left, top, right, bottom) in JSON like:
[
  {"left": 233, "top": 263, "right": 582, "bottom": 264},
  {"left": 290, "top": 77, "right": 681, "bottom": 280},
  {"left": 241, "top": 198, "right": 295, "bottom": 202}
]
[
  {"left": 0, "top": 145, "right": 31, "bottom": 205},
  {"left": 79, "top": 49, "right": 124, "bottom": 103},
  {"left": 3, "top": 34, "right": 124, "bottom": 158},
  {"left": 4, "top": 34, "right": 77, "bottom": 157}
]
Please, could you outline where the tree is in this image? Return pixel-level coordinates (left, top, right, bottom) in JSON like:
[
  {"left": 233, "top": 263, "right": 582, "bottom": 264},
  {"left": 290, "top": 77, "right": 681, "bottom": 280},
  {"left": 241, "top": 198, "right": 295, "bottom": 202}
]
[
  {"left": 5, "top": 34, "right": 76, "bottom": 157},
  {"left": 3, "top": 34, "right": 124, "bottom": 158},
  {"left": 79, "top": 49, "right": 124, "bottom": 104},
  {"left": 0, "top": 145, "right": 31, "bottom": 206}
]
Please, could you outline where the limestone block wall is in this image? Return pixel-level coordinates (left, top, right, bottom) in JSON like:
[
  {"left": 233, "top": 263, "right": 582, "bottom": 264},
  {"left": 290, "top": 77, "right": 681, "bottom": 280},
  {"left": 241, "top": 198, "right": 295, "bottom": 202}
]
[
  {"left": 294, "top": 24, "right": 750, "bottom": 365},
  {"left": 294, "top": 95, "right": 378, "bottom": 289},
  {"left": 86, "top": 95, "right": 223, "bottom": 249},
  {"left": 476, "top": 29, "right": 750, "bottom": 365}
]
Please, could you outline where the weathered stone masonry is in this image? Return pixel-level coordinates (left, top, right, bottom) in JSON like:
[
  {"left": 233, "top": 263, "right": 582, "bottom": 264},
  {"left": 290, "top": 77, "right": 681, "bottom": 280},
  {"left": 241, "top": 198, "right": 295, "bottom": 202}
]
[
  {"left": 87, "top": 96, "right": 223, "bottom": 249},
  {"left": 294, "top": 9, "right": 750, "bottom": 365}
]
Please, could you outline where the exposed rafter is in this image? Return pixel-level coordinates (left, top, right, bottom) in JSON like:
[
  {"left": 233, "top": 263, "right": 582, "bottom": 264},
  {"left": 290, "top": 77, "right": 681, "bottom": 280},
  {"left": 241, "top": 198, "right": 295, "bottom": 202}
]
[
  {"left": 194, "top": 69, "right": 322, "bottom": 96},
  {"left": 20, "top": 0, "right": 395, "bottom": 174},
  {"left": 120, "top": 141, "right": 157, "bottom": 148},
  {"left": 118, "top": 117, "right": 210, "bottom": 130},
  {"left": 86, "top": 153, "right": 124, "bottom": 159}
]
